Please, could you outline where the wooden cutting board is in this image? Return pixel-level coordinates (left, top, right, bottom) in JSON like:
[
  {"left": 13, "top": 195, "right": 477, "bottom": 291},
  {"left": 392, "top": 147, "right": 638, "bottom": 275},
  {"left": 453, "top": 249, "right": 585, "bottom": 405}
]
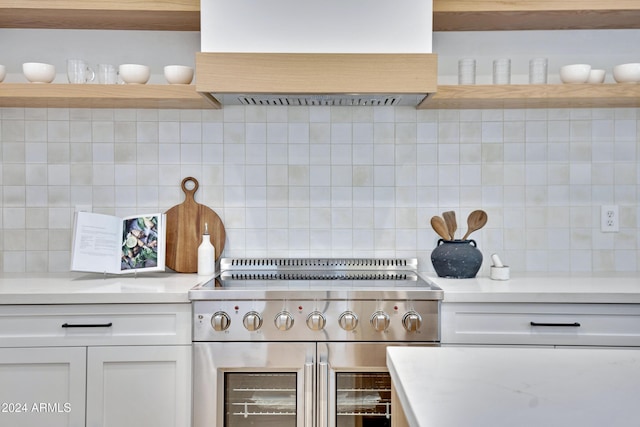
[{"left": 165, "top": 177, "right": 225, "bottom": 273}]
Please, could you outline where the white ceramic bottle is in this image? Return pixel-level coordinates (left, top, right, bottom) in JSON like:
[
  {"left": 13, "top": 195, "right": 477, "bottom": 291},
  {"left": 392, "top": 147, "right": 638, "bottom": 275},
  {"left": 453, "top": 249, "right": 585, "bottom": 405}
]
[{"left": 197, "top": 222, "right": 215, "bottom": 276}]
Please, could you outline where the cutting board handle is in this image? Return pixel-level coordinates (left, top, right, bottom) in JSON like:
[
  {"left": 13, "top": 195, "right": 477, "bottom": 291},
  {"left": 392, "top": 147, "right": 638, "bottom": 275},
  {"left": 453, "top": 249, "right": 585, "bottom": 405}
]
[{"left": 181, "top": 177, "right": 199, "bottom": 204}]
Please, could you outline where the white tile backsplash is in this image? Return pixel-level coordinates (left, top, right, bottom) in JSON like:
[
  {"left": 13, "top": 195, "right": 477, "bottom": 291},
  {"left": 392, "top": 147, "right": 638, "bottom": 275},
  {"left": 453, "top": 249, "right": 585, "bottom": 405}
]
[{"left": 1, "top": 106, "right": 639, "bottom": 273}]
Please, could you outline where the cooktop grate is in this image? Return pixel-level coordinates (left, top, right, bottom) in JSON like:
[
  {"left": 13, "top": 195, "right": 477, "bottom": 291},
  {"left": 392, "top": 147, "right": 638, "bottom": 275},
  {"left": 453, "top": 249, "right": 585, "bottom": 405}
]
[
  {"left": 222, "top": 272, "right": 413, "bottom": 281},
  {"left": 220, "top": 258, "right": 418, "bottom": 272}
]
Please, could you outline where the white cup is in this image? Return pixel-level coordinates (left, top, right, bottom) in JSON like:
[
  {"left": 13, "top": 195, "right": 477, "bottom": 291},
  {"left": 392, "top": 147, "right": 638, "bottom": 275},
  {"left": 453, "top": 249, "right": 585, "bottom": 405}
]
[
  {"left": 493, "top": 58, "right": 511, "bottom": 85},
  {"left": 587, "top": 69, "right": 606, "bottom": 84},
  {"left": 458, "top": 59, "right": 476, "bottom": 85},
  {"left": 0, "top": 64, "right": 6, "bottom": 83},
  {"left": 67, "top": 59, "right": 95, "bottom": 84},
  {"left": 98, "top": 64, "right": 119, "bottom": 84}
]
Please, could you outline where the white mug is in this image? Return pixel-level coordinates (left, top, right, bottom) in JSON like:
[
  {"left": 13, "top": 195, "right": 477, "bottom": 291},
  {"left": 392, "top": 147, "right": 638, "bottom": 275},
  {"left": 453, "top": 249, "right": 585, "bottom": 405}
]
[{"left": 67, "top": 59, "right": 95, "bottom": 84}]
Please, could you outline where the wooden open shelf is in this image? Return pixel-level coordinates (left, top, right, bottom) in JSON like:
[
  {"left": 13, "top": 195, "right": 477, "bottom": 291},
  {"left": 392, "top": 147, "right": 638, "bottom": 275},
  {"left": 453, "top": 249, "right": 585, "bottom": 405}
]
[
  {"left": 419, "top": 84, "right": 640, "bottom": 109},
  {"left": 3, "top": 83, "right": 640, "bottom": 111},
  {"left": 3, "top": 1, "right": 640, "bottom": 32},
  {"left": 0, "top": 0, "right": 199, "bottom": 30},
  {"left": 0, "top": 84, "right": 220, "bottom": 109},
  {"left": 433, "top": 0, "right": 640, "bottom": 31}
]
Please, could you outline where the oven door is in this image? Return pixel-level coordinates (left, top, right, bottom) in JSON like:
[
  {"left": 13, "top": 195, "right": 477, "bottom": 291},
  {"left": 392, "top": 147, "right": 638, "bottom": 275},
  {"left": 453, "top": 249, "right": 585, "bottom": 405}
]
[
  {"left": 320, "top": 342, "right": 436, "bottom": 427},
  {"left": 193, "top": 342, "right": 316, "bottom": 427}
]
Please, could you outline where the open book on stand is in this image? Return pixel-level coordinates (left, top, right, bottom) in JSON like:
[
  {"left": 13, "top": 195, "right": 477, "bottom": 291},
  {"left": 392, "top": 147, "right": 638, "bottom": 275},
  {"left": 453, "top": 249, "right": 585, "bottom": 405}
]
[{"left": 71, "top": 211, "right": 166, "bottom": 274}]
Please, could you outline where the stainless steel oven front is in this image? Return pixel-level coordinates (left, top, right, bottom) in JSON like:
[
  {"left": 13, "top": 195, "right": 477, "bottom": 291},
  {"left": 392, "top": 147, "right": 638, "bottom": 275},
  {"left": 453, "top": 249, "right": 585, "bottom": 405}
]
[{"left": 190, "top": 258, "right": 442, "bottom": 427}]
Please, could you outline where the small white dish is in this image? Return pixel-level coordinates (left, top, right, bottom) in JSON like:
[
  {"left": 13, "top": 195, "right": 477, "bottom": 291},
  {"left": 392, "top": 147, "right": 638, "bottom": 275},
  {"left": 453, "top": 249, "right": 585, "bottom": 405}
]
[
  {"left": 164, "top": 65, "right": 194, "bottom": 85},
  {"left": 23, "top": 62, "right": 56, "bottom": 83},
  {"left": 119, "top": 64, "right": 150, "bottom": 84},
  {"left": 559, "top": 64, "right": 591, "bottom": 84},
  {"left": 587, "top": 69, "right": 606, "bottom": 84},
  {"left": 613, "top": 63, "right": 640, "bottom": 83}
]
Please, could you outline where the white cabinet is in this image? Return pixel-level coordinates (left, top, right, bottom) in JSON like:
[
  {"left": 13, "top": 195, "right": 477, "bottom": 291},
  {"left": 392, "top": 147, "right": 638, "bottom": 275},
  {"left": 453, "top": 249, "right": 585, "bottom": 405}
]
[
  {"left": 441, "top": 302, "right": 640, "bottom": 347},
  {"left": 86, "top": 346, "right": 191, "bottom": 427},
  {"left": 0, "top": 347, "right": 86, "bottom": 427},
  {"left": 0, "top": 304, "right": 192, "bottom": 427}
]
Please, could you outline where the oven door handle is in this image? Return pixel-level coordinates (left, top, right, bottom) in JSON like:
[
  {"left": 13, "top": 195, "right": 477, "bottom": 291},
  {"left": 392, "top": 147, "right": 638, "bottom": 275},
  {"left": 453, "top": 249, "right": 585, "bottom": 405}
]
[
  {"left": 318, "top": 361, "right": 328, "bottom": 427},
  {"left": 304, "top": 362, "right": 315, "bottom": 427}
]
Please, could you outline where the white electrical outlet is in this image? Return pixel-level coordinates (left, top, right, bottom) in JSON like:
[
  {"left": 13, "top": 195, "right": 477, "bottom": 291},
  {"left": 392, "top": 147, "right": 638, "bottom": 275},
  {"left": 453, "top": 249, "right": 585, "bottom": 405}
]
[{"left": 601, "top": 205, "right": 619, "bottom": 232}]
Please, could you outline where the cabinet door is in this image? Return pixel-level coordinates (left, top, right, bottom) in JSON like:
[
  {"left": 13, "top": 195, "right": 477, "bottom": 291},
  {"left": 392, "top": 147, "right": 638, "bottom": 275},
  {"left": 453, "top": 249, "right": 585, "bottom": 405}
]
[
  {"left": 86, "top": 345, "right": 191, "bottom": 427},
  {"left": 0, "top": 347, "right": 86, "bottom": 427}
]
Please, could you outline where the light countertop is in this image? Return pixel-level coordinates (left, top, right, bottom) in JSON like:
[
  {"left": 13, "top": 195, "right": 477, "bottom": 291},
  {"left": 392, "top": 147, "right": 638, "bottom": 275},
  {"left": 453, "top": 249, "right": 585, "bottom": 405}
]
[
  {"left": 1, "top": 271, "right": 639, "bottom": 305},
  {"left": 0, "top": 272, "right": 210, "bottom": 304},
  {"left": 387, "top": 346, "right": 640, "bottom": 427},
  {"left": 425, "top": 273, "right": 640, "bottom": 303}
]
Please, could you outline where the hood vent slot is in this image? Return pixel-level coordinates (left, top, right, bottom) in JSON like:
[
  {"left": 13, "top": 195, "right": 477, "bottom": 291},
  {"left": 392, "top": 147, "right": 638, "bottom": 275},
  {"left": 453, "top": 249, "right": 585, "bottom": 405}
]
[{"left": 235, "top": 95, "right": 406, "bottom": 107}]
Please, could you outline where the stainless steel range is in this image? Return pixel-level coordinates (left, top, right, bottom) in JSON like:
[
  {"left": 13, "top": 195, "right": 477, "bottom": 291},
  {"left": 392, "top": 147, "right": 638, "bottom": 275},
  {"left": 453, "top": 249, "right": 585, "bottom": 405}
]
[{"left": 190, "top": 258, "right": 442, "bottom": 427}]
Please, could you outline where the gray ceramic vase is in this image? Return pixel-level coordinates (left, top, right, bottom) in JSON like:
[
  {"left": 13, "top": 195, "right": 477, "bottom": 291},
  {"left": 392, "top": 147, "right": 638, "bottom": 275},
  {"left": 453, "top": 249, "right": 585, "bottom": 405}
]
[{"left": 431, "top": 239, "right": 483, "bottom": 278}]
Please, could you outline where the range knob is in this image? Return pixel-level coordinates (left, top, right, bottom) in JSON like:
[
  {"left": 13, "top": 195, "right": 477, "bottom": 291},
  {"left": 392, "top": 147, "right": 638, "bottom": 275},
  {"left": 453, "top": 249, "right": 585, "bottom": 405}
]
[
  {"left": 338, "top": 311, "right": 359, "bottom": 331},
  {"left": 211, "top": 311, "right": 231, "bottom": 332},
  {"left": 370, "top": 311, "right": 390, "bottom": 332},
  {"left": 274, "top": 311, "right": 295, "bottom": 331},
  {"left": 242, "top": 311, "right": 263, "bottom": 331},
  {"left": 306, "top": 311, "right": 326, "bottom": 331},
  {"left": 402, "top": 311, "right": 422, "bottom": 332}
]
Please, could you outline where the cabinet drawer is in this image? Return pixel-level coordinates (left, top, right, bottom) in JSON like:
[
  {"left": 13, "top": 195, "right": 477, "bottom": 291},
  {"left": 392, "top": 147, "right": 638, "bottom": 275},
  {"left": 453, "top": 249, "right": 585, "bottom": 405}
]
[
  {"left": 0, "top": 304, "right": 191, "bottom": 347},
  {"left": 442, "top": 303, "right": 640, "bottom": 347}
]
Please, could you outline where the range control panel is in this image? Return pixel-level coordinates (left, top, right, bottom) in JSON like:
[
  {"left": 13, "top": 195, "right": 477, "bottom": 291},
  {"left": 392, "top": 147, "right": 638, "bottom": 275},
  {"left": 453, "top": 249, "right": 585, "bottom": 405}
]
[{"left": 192, "top": 299, "right": 440, "bottom": 342}]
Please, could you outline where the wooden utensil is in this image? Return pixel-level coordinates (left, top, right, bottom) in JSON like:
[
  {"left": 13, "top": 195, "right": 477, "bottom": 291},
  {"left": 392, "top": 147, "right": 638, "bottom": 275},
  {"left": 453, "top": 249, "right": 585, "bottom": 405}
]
[
  {"left": 461, "top": 209, "right": 488, "bottom": 240},
  {"left": 442, "top": 211, "right": 457, "bottom": 240},
  {"left": 430, "top": 216, "right": 451, "bottom": 240},
  {"left": 165, "top": 177, "right": 226, "bottom": 273}
]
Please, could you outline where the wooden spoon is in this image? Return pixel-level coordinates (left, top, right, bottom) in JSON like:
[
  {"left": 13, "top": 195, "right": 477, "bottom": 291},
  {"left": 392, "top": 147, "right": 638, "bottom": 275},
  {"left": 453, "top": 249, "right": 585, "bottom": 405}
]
[
  {"left": 430, "top": 216, "right": 451, "bottom": 240},
  {"left": 442, "top": 211, "right": 457, "bottom": 240},
  {"left": 462, "top": 210, "right": 488, "bottom": 240}
]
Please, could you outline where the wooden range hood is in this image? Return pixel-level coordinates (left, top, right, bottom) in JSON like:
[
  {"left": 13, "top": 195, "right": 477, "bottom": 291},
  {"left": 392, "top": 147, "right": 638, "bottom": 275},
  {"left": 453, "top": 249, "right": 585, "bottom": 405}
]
[
  {"left": 197, "top": 0, "right": 436, "bottom": 107},
  {"left": 195, "top": 52, "right": 438, "bottom": 107}
]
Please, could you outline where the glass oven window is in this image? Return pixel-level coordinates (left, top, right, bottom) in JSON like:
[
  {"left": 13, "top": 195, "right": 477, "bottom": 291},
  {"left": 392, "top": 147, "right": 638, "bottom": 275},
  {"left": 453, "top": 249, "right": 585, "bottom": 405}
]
[
  {"left": 224, "top": 372, "right": 297, "bottom": 427},
  {"left": 336, "top": 372, "right": 391, "bottom": 427}
]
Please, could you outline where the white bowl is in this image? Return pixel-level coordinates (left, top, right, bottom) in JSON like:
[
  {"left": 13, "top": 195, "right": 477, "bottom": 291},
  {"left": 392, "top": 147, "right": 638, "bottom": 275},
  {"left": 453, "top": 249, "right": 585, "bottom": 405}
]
[
  {"left": 119, "top": 64, "right": 150, "bottom": 84},
  {"left": 164, "top": 65, "right": 194, "bottom": 85},
  {"left": 613, "top": 63, "right": 640, "bottom": 83},
  {"left": 587, "top": 69, "right": 606, "bottom": 84},
  {"left": 0, "top": 65, "right": 6, "bottom": 83},
  {"left": 559, "top": 64, "right": 591, "bottom": 84},
  {"left": 22, "top": 62, "right": 56, "bottom": 83}
]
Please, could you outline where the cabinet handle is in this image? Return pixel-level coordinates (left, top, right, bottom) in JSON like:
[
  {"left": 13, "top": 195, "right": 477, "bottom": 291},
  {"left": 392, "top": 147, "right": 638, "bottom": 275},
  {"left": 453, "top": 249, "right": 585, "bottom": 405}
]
[
  {"left": 61, "top": 322, "right": 113, "bottom": 328},
  {"left": 530, "top": 321, "right": 580, "bottom": 327},
  {"left": 304, "top": 363, "right": 314, "bottom": 427},
  {"left": 318, "top": 362, "right": 328, "bottom": 427}
]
